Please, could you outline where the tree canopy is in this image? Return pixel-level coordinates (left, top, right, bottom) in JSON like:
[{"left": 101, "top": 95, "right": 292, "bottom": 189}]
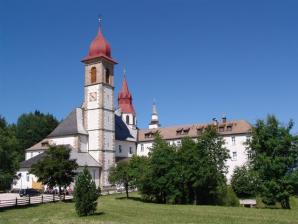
[
  {"left": 247, "top": 115, "right": 298, "bottom": 209},
  {"left": 16, "top": 111, "right": 59, "bottom": 158},
  {"left": 30, "top": 145, "right": 78, "bottom": 195},
  {"left": 109, "top": 160, "right": 134, "bottom": 198},
  {"left": 0, "top": 116, "right": 19, "bottom": 191},
  {"left": 135, "top": 127, "right": 230, "bottom": 205}
]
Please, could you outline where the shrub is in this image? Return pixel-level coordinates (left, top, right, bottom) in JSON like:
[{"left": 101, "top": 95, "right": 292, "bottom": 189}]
[
  {"left": 231, "top": 166, "right": 257, "bottom": 198},
  {"left": 74, "top": 166, "right": 100, "bottom": 216},
  {"left": 216, "top": 185, "right": 239, "bottom": 207},
  {"left": 223, "top": 186, "right": 240, "bottom": 207}
]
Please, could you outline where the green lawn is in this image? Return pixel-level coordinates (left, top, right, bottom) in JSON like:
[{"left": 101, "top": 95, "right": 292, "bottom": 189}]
[{"left": 0, "top": 193, "right": 298, "bottom": 224}]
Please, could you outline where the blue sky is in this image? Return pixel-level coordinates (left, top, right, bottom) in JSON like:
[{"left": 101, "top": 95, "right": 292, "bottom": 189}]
[{"left": 1, "top": 0, "right": 298, "bottom": 131}]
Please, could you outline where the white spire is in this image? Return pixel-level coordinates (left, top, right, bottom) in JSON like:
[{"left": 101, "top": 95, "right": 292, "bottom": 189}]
[
  {"left": 149, "top": 101, "right": 160, "bottom": 129},
  {"left": 152, "top": 101, "right": 157, "bottom": 115}
]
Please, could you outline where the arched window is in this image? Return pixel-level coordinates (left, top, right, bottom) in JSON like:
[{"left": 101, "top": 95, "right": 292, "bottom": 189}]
[
  {"left": 91, "top": 67, "right": 96, "bottom": 83},
  {"left": 105, "top": 68, "right": 110, "bottom": 84},
  {"left": 126, "top": 115, "right": 129, "bottom": 125}
]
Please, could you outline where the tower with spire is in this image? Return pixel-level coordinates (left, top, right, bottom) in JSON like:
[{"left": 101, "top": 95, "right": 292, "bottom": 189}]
[
  {"left": 118, "top": 71, "right": 137, "bottom": 129},
  {"left": 82, "top": 18, "right": 117, "bottom": 188},
  {"left": 148, "top": 101, "right": 160, "bottom": 129}
]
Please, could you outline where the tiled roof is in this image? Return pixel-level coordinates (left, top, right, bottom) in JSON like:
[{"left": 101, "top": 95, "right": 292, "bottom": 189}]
[
  {"left": 26, "top": 139, "right": 51, "bottom": 151},
  {"left": 20, "top": 153, "right": 46, "bottom": 168},
  {"left": 138, "top": 120, "right": 252, "bottom": 142},
  {"left": 48, "top": 108, "right": 88, "bottom": 138},
  {"left": 20, "top": 146, "right": 100, "bottom": 168}
]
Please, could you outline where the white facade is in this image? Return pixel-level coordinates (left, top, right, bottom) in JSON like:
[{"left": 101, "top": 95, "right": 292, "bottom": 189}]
[
  {"left": 116, "top": 140, "right": 136, "bottom": 158},
  {"left": 50, "top": 136, "right": 77, "bottom": 148},
  {"left": 136, "top": 134, "right": 249, "bottom": 182},
  {"left": 14, "top": 169, "right": 38, "bottom": 190},
  {"left": 224, "top": 134, "right": 249, "bottom": 181}
]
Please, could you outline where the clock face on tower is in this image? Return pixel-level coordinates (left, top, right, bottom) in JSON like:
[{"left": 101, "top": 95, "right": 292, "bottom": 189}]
[{"left": 89, "top": 92, "right": 97, "bottom": 102}]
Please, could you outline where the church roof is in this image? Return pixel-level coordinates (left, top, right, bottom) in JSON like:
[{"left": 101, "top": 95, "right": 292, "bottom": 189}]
[
  {"left": 26, "top": 139, "right": 51, "bottom": 151},
  {"left": 138, "top": 120, "right": 252, "bottom": 142},
  {"left": 48, "top": 108, "right": 88, "bottom": 138},
  {"left": 115, "top": 114, "right": 135, "bottom": 141},
  {"left": 118, "top": 77, "right": 136, "bottom": 115},
  {"left": 20, "top": 146, "right": 100, "bottom": 168}
]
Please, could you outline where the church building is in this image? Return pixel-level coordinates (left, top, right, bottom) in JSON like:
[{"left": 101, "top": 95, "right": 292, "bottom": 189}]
[{"left": 13, "top": 22, "right": 251, "bottom": 191}]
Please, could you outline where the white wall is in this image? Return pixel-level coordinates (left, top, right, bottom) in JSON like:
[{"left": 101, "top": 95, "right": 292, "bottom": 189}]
[
  {"left": 50, "top": 136, "right": 77, "bottom": 148},
  {"left": 25, "top": 150, "right": 43, "bottom": 160},
  {"left": 137, "top": 142, "right": 153, "bottom": 156},
  {"left": 223, "top": 135, "right": 249, "bottom": 182},
  {"left": 79, "top": 135, "right": 88, "bottom": 152},
  {"left": 13, "top": 167, "right": 101, "bottom": 190},
  {"left": 12, "top": 169, "right": 38, "bottom": 190},
  {"left": 104, "top": 88, "right": 113, "bottom": 110},
  {"left": 116, "top": 140, "right": 136, "bottom": 158},
  {"left": 86, "top": 85, "right": 101, "bottom": 110}
]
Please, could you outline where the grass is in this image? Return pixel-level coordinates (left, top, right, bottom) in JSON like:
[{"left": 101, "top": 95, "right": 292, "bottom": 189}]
[{"left": 0, "top": 193, "right": 298, "bottom": 224}]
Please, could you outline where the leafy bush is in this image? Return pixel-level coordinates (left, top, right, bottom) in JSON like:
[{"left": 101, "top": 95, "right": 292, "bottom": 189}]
[
  {"left": 231, "top": 166, "right": 257, "bottom": 198},
  {"left": 215, "top": 185, "right": 239, "bottom": 207},
  {"left": 223, "top": 186, "right": 240, "bottom": 207},
  {"left": 74, "top": 167, "right": 100, "bottom": 216}
]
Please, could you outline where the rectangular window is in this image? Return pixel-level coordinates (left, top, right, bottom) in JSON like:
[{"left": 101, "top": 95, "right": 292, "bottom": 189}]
[
  {"left": 93, "top": 169, "right": 96, "bottom": 180},
  {"left": 247, "top": 151, "right": 253, "bottom": 160},
  {"left": 232, "top": 152, "right": 237, "bottom": 161},
  {"left": 26, "top": 173, "right": 29, "bottom": 182},
  {"left": 227, "top": 125, "right": 232, "bottom": 131},
  {"left": 119, "top": 145, "right": 122, "bottom": 153},
  {"left": 197, "top": 128, "right": 203, "bottom": 135},
  {"left": 176, "top": 140, "right": 181, "bottom": 146},
  {"left": 176, "top": 128, "right": 183, "bottom": 135},
  {"left": 141, "top": 144, "right": 144, "bottom": 152},
  {"left": 183, "top": 128, "right": 190, "bottom": 135},
  {"left": 129, "top": 147, "right": 132, "bottom": 154},
  {"left": 231, "top": 136, "right": 236, "bottom": 145}
]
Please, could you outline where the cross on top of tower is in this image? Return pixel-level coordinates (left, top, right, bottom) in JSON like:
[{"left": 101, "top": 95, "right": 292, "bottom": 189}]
[
  {"left": 98, "top": 15, "right": 102, "bottom": 32},
  {"left": 123, "top": 67, "right": 126, "bottom": 79}
]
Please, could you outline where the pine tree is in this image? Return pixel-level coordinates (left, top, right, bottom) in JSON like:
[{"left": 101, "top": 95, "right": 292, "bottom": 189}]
[{"left": 74, "top": 166, "right": 100, "bottom": 216}]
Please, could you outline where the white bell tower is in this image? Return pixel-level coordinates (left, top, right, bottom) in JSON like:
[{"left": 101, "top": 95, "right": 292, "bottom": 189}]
[{"left": 82, "top": 20, "right": 117, "bottom": 188}]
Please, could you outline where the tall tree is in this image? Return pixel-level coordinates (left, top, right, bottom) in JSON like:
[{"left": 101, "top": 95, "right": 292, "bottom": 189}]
[
  {"left": 30, "top": 145, "right": 78, "bottom": 196},
  {"left": 129, "top": 155, "right": 149, "bottom": 190},
  {"left": 16, "top": 111, "right": 59, "bottom": 158},
  {"left": 74, "top": 166, "right": 100, "bottom": 216},
  {"left": 0, "top": 116, "right": 19, "bottom": 191},
  {"left": 181, "top": 126, "right": 229, "bottom": 205},
  {"left": 247, "top": 115, "right": 298, "bottom": 209},
  {"left": 109, "top": 160, "right": 133, "bottom": 198},
  {"left": 141, "top": 133, "right": 179, "bottom": 203}
]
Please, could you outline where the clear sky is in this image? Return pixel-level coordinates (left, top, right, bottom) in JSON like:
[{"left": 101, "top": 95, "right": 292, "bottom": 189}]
[{"left": 1, "top": 0, "right": 298, "bottom": 131}]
